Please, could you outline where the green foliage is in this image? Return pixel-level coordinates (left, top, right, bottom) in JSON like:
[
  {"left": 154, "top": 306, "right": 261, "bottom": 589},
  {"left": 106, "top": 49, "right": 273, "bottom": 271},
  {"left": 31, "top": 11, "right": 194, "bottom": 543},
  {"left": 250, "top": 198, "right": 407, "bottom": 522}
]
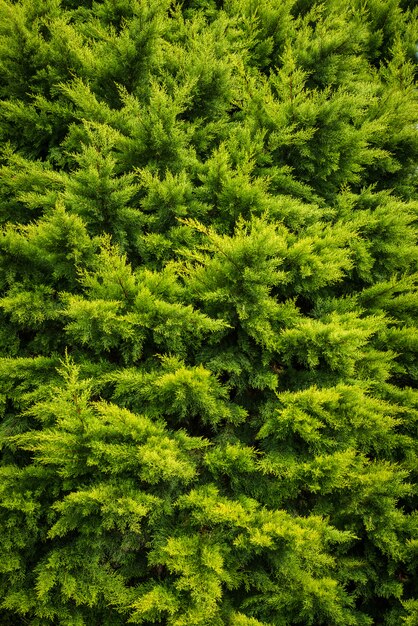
[{"left": 0, "top": 0, "right": 417, "bottom": 624}]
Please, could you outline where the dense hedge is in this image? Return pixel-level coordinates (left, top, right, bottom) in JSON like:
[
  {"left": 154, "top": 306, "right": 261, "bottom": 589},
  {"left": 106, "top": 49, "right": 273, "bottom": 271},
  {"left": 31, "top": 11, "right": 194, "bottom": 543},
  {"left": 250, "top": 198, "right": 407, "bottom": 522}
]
[{"left": 0, "top": 1, "right": 417, "bottom": 624}]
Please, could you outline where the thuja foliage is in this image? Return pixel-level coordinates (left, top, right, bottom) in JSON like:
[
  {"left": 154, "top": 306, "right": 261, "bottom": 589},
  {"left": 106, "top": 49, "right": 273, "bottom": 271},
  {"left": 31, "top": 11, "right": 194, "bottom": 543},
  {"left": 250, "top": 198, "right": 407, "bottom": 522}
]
[{"left": 0, "top": 0, "right": 417, "bottom": 624}]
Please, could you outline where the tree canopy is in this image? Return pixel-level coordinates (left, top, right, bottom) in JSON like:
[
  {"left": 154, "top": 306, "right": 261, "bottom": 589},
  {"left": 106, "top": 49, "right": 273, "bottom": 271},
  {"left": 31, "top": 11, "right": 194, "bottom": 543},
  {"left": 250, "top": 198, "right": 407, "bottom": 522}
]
[{"left": 0, "top": 0, "right": 417, "bottom": 624}]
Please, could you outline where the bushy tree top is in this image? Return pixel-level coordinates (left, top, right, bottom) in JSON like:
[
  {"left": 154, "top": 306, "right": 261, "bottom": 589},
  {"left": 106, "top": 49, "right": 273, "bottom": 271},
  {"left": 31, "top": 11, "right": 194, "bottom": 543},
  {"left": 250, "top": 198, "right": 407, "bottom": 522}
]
[{"left": 0, "top": 0, "right": 417, "bottom": 624}]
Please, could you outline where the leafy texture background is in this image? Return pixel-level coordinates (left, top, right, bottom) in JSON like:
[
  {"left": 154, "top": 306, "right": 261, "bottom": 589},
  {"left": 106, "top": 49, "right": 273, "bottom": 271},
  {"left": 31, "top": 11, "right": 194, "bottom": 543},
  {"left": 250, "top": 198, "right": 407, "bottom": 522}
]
[{"left": 0, "top": 0, "right": 417, "bottom": 624}]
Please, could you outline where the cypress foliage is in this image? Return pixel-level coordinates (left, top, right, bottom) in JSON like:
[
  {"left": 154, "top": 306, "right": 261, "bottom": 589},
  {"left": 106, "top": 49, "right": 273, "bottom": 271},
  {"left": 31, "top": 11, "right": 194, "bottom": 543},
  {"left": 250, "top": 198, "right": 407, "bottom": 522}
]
[{"left": 0, "top": 0, "right": 417, "bottom": 624}]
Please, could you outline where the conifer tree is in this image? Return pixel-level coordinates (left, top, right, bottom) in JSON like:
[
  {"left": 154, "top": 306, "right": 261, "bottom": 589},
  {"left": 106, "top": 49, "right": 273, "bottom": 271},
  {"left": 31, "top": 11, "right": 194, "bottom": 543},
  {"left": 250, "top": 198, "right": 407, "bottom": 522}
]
[{"left": 0, "top": 0, "right": 417, "bottom": 624}]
